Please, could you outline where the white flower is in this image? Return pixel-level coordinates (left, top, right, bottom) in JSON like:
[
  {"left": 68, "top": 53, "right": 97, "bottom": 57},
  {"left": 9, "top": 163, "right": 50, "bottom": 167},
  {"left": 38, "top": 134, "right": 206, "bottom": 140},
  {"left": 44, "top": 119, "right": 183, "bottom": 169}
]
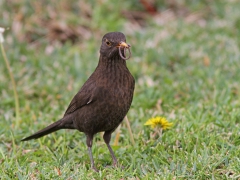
[{"left": 0, "top": 27, "right": 5, "bottom": 43}]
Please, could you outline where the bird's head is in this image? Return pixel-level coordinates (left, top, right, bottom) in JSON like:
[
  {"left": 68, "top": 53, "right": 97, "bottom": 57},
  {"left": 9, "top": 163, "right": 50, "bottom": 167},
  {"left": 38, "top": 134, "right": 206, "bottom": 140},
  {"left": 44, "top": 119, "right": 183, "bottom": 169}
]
[{"left": 100, "top": 32, "right": 131, "bottom": 60}]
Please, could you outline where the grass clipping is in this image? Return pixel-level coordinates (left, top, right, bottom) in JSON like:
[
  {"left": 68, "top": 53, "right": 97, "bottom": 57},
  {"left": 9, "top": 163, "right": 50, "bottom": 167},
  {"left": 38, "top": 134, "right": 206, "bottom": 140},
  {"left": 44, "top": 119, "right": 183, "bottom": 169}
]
[{"left": 0, "top": 27, "right": 20, "bottom": 127}]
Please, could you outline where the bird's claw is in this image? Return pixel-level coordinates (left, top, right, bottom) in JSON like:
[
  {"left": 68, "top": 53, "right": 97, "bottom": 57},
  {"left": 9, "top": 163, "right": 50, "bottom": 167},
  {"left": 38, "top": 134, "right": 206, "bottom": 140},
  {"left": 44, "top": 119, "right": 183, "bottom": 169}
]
[
  {"left": 105, "top": 163, "right": 124, "bottom": 170},
  {"left": 92, "top": 166, "right": 99, "bottom": 172}
]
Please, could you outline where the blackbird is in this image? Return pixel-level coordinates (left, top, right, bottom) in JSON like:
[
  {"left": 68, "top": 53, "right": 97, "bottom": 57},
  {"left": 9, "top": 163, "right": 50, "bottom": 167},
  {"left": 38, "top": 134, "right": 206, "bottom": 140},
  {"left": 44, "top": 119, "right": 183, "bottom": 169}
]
[{"left": 22, "top": 32, "right": 135, "bottom": 172}]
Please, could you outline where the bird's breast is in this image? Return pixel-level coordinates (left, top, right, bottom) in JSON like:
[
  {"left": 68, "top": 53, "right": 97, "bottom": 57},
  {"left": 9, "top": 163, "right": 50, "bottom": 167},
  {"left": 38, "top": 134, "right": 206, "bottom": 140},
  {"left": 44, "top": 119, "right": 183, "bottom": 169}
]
[
  {"left": 78, "top": 65, "right": 134, "bottom": 134},
  {"left": 93, "top": 70, "right": 134, "bottom": 131}
]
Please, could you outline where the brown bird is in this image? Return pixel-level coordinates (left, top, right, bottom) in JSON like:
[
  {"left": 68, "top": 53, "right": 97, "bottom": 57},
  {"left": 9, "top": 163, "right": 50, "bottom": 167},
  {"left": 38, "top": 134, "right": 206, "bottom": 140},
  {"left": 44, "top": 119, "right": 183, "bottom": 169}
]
[{"left": 21, "top": 32, "right": 135, "bottom": 172}]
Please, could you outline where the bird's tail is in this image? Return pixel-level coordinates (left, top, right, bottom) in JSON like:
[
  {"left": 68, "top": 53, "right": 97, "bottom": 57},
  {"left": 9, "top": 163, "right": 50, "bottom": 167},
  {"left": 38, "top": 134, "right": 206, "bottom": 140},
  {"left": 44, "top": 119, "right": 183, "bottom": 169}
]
[{"left": 21, "top": 116, "right": 74, "bottom": 141}]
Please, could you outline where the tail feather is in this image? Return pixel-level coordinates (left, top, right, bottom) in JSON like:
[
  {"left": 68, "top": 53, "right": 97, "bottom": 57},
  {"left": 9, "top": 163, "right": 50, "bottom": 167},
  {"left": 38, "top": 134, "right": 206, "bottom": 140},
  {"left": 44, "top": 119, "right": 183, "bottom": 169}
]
[{"left": 21, "top": 117, "right": 75, "bottom": 141}]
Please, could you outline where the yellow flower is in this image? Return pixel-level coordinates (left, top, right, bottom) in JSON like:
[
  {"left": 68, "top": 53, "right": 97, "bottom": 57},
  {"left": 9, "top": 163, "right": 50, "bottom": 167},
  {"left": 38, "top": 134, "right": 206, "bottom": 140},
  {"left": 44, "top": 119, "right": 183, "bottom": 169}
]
[{"left": 145, "top": 116, "right": 173, "bottom": 130}]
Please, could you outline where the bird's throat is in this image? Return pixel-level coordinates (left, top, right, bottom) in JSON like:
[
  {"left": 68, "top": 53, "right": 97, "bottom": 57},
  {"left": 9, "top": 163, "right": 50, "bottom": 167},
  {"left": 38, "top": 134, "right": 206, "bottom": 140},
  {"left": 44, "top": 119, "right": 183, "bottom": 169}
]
[
  {"left": 98, "top": 55, "right": 127, "bottom": 68},
  {"left": 95, "top": 55, "right": 130, "bottom": 85}
]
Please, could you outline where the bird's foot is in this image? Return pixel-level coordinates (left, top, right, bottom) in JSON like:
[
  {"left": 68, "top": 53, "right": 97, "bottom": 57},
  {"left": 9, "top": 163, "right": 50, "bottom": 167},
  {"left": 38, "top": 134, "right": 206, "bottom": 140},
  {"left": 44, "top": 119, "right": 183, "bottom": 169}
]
[
  {"left": 91, "top": 166, "right": 99, "bottom": 172},
  {"left": 105, "top": 163, "right": 124, "bottom": 170}
]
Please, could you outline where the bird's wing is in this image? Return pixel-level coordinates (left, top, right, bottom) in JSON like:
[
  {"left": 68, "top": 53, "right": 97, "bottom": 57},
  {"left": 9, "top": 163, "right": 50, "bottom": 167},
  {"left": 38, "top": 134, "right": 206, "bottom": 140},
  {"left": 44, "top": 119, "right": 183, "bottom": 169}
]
[{"left": 64, "top": 81, "right": 98, "bottom": 116}]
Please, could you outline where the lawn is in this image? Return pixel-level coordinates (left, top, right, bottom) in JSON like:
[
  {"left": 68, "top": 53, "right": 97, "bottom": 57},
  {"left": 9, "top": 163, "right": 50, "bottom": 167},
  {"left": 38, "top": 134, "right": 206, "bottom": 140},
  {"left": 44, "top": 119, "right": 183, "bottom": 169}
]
[{"left": 1, "top": 0, "right": 240, "bottom": 179}]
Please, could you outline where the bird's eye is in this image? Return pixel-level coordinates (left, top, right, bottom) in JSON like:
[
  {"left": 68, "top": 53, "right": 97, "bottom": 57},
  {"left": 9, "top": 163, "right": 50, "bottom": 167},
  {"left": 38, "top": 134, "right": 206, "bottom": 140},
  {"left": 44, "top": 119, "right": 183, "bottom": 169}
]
[{"left": 105, "top": 39, "right": 111, "bottom": 46}]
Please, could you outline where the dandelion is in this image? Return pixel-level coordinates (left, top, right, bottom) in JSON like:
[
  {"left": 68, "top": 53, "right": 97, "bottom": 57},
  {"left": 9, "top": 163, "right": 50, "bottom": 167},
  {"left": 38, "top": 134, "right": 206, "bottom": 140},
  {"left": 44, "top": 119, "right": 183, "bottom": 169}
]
[
  {"left": 145, "top": 116, "right": 173, "bottom": 130},
  {"left": 145, "top": 116, "right": 173, "bottom": 137}
]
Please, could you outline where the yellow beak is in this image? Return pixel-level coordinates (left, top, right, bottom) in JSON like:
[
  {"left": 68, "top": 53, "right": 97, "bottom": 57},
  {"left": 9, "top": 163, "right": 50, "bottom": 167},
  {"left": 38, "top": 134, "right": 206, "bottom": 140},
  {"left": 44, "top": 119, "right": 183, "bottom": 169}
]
[{"left": 117, "top": 41, "right": 130, "bottom": 48}]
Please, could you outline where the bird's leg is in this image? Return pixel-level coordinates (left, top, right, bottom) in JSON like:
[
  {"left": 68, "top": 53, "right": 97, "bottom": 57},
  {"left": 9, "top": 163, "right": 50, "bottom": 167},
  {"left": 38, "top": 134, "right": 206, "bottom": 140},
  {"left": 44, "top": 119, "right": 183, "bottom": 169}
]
[
  {"left": 86, "top": 134, "right": 98, "bottom": 172},
  {"left": 103, "top": 131, "right": 118, "bottom": 167}
]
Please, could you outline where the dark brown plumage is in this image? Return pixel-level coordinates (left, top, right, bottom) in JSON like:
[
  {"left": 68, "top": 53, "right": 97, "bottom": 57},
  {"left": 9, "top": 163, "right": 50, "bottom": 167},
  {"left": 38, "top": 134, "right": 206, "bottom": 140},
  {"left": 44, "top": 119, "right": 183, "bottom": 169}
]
[{"left": 21, "top": 32, "right": 135, "bottom": 171}]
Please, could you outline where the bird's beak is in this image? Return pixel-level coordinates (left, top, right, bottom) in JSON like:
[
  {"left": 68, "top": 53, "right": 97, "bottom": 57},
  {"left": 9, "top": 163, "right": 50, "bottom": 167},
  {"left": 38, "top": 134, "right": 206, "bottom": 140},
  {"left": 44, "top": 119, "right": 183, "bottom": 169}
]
[{"left": 117, "top": 41, "right": 131, "bottom": 48}]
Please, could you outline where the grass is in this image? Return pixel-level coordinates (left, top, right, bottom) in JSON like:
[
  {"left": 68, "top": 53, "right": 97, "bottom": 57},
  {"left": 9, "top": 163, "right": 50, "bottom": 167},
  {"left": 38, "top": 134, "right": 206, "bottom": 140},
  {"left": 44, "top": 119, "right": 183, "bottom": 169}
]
[{"left": 1, "top": 0, "right": 240, "bottom": 179}]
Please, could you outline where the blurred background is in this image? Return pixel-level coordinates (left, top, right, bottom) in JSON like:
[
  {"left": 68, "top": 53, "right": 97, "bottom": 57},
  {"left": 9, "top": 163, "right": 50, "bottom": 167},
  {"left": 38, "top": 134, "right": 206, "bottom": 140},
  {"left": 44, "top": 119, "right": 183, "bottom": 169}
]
[
  {"left": 1, "top": 0, "right": 240, "bottom": 178},
  {"left": 1, "top": 0, "right": 239, "bottom": 111}
]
